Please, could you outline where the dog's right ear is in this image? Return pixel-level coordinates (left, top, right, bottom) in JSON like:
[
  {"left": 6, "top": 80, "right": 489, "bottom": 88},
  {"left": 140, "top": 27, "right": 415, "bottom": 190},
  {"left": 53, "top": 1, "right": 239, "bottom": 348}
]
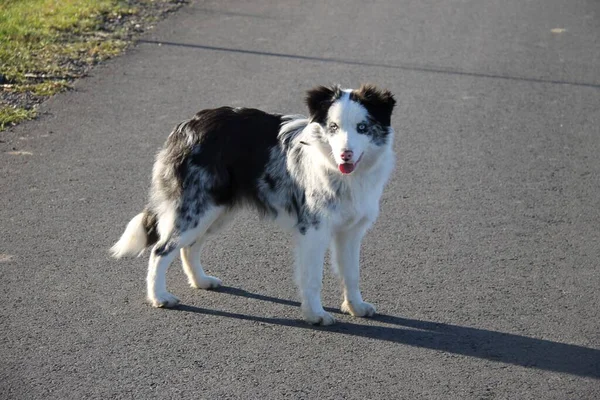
[{"left": 305, "top": 85, "right": 341, "bottom": 124}]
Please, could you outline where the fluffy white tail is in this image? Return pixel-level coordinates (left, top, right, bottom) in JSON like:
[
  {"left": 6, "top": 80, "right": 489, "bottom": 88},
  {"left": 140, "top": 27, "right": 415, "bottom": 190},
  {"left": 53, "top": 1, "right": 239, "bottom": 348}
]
[{"left": 110, "top": 213, "right": 148, "bottom": 258}]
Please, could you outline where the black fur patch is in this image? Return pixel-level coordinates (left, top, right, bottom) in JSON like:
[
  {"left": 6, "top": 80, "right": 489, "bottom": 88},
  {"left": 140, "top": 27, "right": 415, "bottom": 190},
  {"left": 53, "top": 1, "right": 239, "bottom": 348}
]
[
  {"left": 165, "top": 107, "right": 284, "bottom": 216},
  {"left": 154, "top": 240, "right": 176, "bottom": 256},
  {"left": 305, "top": 85, "right": 343, "bottom": 124},
  {"left": 264, "top": 173, "right": 277, "bottom": 190},
  {"left": 349, "top": 84, "right": 396, "bottom": 127}
]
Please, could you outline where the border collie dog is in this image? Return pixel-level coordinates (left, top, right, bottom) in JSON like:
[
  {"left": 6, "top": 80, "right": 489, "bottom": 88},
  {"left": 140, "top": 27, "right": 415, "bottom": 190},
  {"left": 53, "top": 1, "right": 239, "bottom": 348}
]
[{"left": 111, "top": 84, "right": 395, "bottom": 325}]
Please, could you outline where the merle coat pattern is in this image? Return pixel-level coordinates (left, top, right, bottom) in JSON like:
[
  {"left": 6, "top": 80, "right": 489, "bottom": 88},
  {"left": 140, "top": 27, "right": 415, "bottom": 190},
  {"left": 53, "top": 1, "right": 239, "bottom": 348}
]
[{"left": 111, "top": 84, "right": 396, "bottom": 325}]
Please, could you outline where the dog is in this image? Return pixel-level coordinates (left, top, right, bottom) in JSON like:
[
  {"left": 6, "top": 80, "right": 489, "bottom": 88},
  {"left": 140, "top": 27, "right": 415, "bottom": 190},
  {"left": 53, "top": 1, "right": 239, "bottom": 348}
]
[{"left": 111, "top": 84, "right": 396, "bottom": 325}]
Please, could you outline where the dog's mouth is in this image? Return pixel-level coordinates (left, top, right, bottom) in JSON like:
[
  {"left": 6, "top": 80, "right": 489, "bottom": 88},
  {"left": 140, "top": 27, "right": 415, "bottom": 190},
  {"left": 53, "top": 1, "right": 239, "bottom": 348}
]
[{"left": 338, "top": 153, "right": 363, "bottom": 175}]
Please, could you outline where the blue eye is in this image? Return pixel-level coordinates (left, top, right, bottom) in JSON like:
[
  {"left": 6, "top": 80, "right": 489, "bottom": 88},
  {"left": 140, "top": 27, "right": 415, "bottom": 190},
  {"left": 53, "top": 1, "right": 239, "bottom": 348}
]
[
  {"left": 357, "top": 123, "right": 367, "bottom": 133},
  {"left": 329, "top": 122, "right": 338, "bottom": 131}
]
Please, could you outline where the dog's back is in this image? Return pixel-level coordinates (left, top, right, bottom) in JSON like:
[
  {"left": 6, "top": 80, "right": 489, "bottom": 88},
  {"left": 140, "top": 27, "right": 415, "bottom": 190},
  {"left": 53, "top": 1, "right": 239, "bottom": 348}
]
[{"left": 153, "top": 107, "right": 283, "bottom": 210}]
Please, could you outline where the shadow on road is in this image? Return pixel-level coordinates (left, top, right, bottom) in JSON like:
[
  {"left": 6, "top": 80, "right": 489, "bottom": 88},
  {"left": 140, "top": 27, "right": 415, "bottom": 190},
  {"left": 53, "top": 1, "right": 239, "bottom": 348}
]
[
  {"left": 173, "top": 287, "right": 600, "bottom": 379},
  {"left": 138, "top": 39, "right": 600, "bottom": 89}
]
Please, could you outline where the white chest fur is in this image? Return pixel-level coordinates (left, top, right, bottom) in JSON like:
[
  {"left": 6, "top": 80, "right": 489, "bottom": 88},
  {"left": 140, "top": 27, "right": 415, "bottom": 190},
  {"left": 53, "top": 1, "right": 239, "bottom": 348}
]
[{"left": 330, "top": 164, "right": 390, "bottom": 232}]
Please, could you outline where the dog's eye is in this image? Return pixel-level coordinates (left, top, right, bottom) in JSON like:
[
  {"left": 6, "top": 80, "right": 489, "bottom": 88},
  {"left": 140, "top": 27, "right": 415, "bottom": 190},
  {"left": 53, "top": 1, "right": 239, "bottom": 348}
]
[
  {"left": 329, "top": 122, "right": 338, "bottom": 131},
  {"left": 357, "top": 123, "right": 367, "bottom": 133}
]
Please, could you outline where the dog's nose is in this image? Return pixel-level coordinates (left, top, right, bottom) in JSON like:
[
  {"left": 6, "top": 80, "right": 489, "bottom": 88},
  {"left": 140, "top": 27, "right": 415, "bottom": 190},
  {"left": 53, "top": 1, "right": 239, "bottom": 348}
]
[{"left": 341, "top": 150, "right": 354, "bottom": 162}]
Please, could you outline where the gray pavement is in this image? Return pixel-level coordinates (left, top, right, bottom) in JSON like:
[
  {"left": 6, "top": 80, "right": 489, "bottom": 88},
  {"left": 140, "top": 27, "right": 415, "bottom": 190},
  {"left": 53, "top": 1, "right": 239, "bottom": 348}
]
[{"left": 1, "top": 0, "right": 599, "bottom": 398}]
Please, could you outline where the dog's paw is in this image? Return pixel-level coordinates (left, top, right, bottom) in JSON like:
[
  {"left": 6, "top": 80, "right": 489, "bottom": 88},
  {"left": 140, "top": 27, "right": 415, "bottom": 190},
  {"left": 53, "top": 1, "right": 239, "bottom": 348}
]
[
  {"left": 341, "top": 300, "right": 376, "bottom": 317},
  {"left": 191, "top": 275, "right": 222, "bottom": 290},
  {"left": 149, "top": 292, "right": 180, "bottom": 308},
  {"left": 303, "top": 309, "right": 336, "bottom": 326}
]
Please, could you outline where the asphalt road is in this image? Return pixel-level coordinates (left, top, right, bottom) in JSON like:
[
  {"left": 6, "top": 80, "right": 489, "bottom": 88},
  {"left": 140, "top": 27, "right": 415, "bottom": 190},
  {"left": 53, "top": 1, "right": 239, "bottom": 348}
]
[{"left": 1, "top": 0, "right": 599, "bottom": 398}]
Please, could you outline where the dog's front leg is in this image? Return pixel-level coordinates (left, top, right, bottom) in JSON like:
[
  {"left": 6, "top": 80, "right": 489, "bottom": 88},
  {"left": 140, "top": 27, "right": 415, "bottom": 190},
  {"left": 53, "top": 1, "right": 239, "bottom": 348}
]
[
  {"left": 332, "top": 222, "right": 376, "bottom": 317},
  {"left": 295, "top": 226, "right": 335, "bottom": 326}
]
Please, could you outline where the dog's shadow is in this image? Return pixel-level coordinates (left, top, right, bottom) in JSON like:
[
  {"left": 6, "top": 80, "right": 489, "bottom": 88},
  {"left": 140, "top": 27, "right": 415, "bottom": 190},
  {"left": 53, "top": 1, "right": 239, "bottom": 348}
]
[{"left": 172, "top": 286, "right": 600, "bottom": 379}]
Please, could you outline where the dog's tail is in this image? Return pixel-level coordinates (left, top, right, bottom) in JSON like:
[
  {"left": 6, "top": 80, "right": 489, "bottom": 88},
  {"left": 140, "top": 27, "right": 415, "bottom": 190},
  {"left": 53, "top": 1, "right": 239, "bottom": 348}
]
[{"left": 110, "top": 209, "right": 159, "bottom": 258}]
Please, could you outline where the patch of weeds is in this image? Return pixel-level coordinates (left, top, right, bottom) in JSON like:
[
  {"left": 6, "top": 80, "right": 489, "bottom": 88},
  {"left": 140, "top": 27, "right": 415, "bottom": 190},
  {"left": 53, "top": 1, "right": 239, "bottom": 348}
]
[
  {"left": 0, "top": 107, "right": 37, "bottom": 131},
  {"left": 0, "top": 0, "right": 185, "bottom": 131},
  {"left": 11, "top": 81, "right": 71, "bottom": 96},
  {"left": 0, "top": 0, "right": 134, "bottom": 81}
]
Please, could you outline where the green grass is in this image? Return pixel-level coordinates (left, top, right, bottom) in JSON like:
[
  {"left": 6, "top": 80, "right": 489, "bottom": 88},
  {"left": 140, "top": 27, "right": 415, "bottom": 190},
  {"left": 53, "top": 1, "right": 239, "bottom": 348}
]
[
  {"left": 0, "top": 107, "right": 37, "bottom": 131},
  {"left": 0, "top": 0, "right": 137, "bottom": 130}
]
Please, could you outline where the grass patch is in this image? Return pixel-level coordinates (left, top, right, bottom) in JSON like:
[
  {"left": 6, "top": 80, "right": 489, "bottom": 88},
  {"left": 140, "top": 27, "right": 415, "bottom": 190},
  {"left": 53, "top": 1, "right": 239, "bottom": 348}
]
[
  {"left": 0, "top": 0, "right": 138, "bottom": 130},
  {"left": 0, "top": 107, "right": 37, "bottom": 131},
  {"left": 11, "top": 81, "right": 72, "bottom": 96},
  {"left": 0, "top": 0, "right": 135, "bottom": 83}
]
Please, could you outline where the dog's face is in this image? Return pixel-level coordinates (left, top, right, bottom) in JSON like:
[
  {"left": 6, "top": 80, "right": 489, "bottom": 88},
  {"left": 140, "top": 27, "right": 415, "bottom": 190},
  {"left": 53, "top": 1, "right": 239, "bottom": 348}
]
[{"left": 305, "top": 84, "right": 396, "bottom": 175}]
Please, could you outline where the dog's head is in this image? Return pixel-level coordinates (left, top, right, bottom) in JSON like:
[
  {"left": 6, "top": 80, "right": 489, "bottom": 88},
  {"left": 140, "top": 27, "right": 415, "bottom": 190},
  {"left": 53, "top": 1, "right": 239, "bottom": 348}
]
[{"left": 305, "top": 84, "right": 395, "bottom": 175}]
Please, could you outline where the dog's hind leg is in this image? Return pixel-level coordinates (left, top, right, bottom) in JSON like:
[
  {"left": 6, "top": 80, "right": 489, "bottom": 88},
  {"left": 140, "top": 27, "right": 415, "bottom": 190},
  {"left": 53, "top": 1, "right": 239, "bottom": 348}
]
[
  {"left": 147, "top": 206, "right": 224, "bottom": 308},
  {"left": 181, "top": 238, "right": 222, "bottom": 290},
  {"left": 180, "top": 210, "right": 233, "bottom": 289},
  {"left": 148, "top": 241, "right": 181, "bottom": 307}
]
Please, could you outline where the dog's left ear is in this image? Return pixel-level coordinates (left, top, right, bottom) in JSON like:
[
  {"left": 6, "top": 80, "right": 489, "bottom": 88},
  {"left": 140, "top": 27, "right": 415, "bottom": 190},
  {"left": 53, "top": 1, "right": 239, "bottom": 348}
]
[
  {"left": 352, "top": 84, "right": 396, "bottom": 127},
  {"left": 305, "top": 85, "right": 342, "bottom": 124}
]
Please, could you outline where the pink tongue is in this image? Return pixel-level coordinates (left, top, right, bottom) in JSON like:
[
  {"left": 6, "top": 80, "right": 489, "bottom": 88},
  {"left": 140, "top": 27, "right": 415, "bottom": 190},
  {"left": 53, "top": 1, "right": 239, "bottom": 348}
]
[{"left": 339, "top": 163, "right": 355, "bottom": 174}]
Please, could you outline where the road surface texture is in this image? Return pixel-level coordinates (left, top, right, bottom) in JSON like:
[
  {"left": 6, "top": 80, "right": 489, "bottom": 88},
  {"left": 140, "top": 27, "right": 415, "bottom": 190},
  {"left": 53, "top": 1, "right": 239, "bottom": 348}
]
[{"left": 1, "top": 0, "right": 599, "bottom": 399}]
